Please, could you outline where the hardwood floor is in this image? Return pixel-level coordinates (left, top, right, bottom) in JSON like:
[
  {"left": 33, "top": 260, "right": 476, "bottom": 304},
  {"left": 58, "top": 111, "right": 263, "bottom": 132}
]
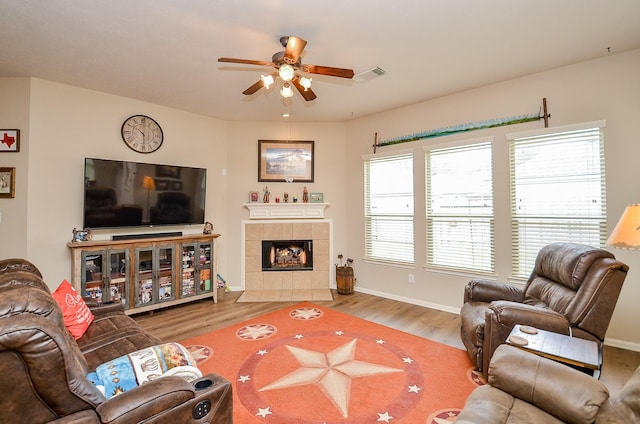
[{"left": 134, "top": 290, "right": 640, "bottom": 394}]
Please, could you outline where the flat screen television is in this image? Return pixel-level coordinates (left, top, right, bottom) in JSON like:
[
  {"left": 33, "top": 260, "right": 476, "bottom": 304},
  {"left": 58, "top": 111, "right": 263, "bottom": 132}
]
[{"left": 84, "top": 158, "right": 207, "bottom": 229}]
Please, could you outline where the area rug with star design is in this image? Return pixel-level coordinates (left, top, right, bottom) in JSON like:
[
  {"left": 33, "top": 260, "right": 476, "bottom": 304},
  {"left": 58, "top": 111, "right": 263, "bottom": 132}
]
[{"left": 180, "top": 302, "right": 483, "bottom": 423}]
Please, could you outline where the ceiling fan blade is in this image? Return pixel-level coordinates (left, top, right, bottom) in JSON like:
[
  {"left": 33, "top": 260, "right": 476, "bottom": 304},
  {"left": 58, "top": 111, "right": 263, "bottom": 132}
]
[
  {"left": 242, "top": 79, "right": 264, "bottom": 95},
  {"left": 218, "top": 57, "right": 274, "bottom": 67},
  {"left": 301, "top": 64, "right": 354, "bottom": 79},
  {"left": 291, "top": 78, "right": 317, "bottom": 101},
  {"left": 284, "top": 36, "right": 307, "bottom": 64}
]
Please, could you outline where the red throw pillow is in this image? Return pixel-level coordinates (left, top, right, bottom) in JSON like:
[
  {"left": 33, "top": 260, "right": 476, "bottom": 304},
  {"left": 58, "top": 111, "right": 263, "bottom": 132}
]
[{"left": 52, "top": 280, "right": 95, "bottom": 340}]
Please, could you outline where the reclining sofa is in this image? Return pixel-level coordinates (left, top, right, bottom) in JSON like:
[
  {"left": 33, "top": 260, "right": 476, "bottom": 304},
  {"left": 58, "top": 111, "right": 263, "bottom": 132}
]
[
  {"left": 0, "top": 258, "right": 233, "bottom": 424},
  {"left": 456, "top": 344, "right": 640, "bottom": 424}
]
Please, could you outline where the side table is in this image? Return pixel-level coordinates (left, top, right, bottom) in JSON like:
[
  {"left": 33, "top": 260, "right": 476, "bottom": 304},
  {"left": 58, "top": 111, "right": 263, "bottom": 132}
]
[{"left": 507, "top": 324, "right": 602, "bottom": 378}]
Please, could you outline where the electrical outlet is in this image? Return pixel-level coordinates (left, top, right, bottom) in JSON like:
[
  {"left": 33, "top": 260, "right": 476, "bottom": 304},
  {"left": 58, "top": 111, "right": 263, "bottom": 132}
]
[{"left": 408, "top": 274, "right": 415, "bottom": 283}]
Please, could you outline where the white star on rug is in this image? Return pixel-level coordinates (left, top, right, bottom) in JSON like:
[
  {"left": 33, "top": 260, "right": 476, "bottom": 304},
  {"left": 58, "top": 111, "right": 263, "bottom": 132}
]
[
  {"left": 259, "top": 338, "right": 403, "bottom": 418},
  {"left": 408, "top": 384, "right": 422, "bottom": 393},
  {"left": 237, "top": 324, "right": 276, "bottom": 340},
  {"left": 256, "top": 406, "right": 272, "bottom": 418},
  {"left": 186, "top": 345, "right": 212, "bottom": 363},
  {"left": 291, "top": 307, "right": 323, "bottom": 320},
  {"left": 238, "top": 375, "right": 251, "bottom": 383},
  {"left": 294, "top": 334, "right": 304, "bottom": 339},
  {"left": 377, "top": 411, "right": 394, "bottom": 422},
  {"left": 257, "top": 349, "right": 268, "bottom": 356},
  {"left": 376, "top": 339, "right": 385, "bottom": 344},
  {"left": 403, "top": 357, "right": 414, "bottom": 364}
]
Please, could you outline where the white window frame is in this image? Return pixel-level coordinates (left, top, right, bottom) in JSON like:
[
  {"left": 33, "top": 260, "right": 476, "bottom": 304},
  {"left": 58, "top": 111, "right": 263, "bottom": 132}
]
[
  {"left": 508, "top": 120, "right": 607, "bottom": 278},
  {"left": 424, "top": 138, "right": 495, "bottom": 274},
  {"left": 363, "top": 150, "right": 414, "bottom": 265}
]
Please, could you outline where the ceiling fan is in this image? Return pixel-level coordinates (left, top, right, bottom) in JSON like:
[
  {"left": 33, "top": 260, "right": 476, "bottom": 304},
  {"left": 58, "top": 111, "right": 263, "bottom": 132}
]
[{"left": 218, "top": 36, "right": 354, "bottom": 101}]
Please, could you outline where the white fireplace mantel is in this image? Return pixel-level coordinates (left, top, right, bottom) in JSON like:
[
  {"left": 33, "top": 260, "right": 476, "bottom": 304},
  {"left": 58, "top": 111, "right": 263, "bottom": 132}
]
[{"left": 244, "top": 202, "right": 328, "bottom": 219}]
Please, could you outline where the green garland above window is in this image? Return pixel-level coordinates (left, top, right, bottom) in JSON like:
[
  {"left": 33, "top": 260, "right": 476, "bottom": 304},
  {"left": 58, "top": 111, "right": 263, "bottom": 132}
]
[{"left": 373, "top": 98, "right": 550, "bottom": 153}]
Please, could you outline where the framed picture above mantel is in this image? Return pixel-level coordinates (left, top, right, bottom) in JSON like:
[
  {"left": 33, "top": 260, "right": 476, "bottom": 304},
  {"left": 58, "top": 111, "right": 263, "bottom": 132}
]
[{"left": 258, "top": 139, "right": 314, "bottom": 183}]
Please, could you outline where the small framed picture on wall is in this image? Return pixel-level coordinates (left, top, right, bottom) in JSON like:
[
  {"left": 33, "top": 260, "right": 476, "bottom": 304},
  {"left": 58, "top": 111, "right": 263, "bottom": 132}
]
[
  {"left": 0, "top": 167, "right": 16, "bottom": 198},
  {"left": 0, "top": 129, "right": 20, "bottom": 152}
]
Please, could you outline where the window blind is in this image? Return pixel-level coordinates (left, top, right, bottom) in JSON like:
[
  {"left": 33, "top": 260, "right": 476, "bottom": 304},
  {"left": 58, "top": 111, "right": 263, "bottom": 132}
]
[
  {"left": 509, "top": 124, "right": 606, "bottom": 277},
  {"left": 425, "top": 141, "right": 494, "bottom": 272},
  {"left": 364, "top": 152, "right": 414, "bottom": 264}
]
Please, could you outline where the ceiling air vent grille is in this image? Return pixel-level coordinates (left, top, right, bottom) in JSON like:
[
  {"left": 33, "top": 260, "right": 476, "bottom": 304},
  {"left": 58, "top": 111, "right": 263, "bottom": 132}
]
[{"left": 353, "top": 66, "right": 386, "bottom": 83}]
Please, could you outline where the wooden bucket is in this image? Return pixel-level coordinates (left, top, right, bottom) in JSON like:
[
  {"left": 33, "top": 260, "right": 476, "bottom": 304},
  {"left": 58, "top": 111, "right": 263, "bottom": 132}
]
[{"left": 336, "top": 265, "right": 354, "bottom": 295}]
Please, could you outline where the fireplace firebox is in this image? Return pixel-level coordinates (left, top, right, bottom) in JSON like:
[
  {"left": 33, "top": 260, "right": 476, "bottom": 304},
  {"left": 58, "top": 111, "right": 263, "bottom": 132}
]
[{"left": 262, "top": 240, "right": 313, "bottom": 271}]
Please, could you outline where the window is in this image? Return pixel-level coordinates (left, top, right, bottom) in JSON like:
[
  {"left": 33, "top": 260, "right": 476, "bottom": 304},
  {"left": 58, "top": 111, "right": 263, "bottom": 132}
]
[
  {"left": 509, "top": 122, "right": 606, "bottom": 277},
  {"left": 364, "top": 152, "right": 414, "bottom": 264},
  {"left": 425, "top": 141, "right": 494, "bottom": 273}
]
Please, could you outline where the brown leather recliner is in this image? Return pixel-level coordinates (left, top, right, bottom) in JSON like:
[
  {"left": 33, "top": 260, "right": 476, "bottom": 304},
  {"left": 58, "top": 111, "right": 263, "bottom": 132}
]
[
  {"left": 460, "top": 242, "right": 628, "bottom": 374},
  {"left": 456, "top": 344, "right": 640, "bottom": 424},
  {"left": 0, "top": 259, "right": 233, "bottom": 424}
]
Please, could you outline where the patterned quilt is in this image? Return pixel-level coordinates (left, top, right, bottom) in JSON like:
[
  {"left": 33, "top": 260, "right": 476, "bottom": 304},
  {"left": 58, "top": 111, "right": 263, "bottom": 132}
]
[{"left": 87, "top": 342, "right": 202, "bottom": 398}]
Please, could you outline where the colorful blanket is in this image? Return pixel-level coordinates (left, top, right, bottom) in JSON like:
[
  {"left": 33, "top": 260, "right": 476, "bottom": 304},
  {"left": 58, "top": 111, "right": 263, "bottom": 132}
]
[{"left": 87, "top": 342, "right": 202, "bottom": 398}]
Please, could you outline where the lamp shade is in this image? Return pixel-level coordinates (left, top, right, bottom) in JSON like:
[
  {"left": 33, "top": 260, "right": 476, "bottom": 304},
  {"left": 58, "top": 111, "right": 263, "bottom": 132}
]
[
  {"left": 142, "top": 176, "right": 156, "bottom": 190},
  {"left": 299, "top": 76, "right": 312, "bottom": 91},
  {"left": 280, "top": 83, "right": 294, "bottom": 98},
  {"left": 607, "top": 204, "right": 640, "bottom": 249},
  {"left": 261, "top": 74, "right": 274, "bottom": 89},
  {"left": 278, "top": 64, "right": 295, "bottom": 82}
]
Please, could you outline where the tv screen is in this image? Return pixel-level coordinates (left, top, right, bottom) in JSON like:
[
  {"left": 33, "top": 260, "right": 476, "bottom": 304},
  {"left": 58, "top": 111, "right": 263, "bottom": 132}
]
[{"left": 84, "top": 158, "right": 207, "bottom": 229}]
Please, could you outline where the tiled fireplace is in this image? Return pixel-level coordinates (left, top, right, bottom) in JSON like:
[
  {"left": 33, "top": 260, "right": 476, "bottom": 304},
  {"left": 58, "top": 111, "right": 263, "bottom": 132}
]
[{"left": 241, "top": 203, "right": 332, "bottom": 301}]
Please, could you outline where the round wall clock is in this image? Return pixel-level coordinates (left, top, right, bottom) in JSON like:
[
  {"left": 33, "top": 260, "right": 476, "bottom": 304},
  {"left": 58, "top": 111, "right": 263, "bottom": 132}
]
[{"left": 121, "top": 115, "right": 164, "bottom": 153}]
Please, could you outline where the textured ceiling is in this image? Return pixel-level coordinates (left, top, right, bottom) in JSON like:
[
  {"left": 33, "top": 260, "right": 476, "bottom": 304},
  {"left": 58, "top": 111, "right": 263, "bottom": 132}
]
[{"left": 1, "top": 0, "right": 639, "bottom": 121}]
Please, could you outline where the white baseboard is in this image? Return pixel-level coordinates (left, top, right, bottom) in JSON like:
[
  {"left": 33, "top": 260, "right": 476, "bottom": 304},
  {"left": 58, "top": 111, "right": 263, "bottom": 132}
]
[
  {"left": 353, "top": 287, "right": 461, "bottom": 315},
  {"left": 604, "top": 337, "right": 640, "bottom": 352},
  {"left": 351, "top": 288, "right": 640, "bottom": 353}
]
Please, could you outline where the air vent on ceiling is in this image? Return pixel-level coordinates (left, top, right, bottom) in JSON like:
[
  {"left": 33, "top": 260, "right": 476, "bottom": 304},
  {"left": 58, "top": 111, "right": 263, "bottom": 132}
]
[{"left": 353, "top": 66, "right": 386, "bottom": 83}]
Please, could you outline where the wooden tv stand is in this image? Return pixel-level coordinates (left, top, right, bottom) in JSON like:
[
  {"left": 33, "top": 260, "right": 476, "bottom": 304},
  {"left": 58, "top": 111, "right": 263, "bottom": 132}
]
[{"left": 67, "top": 233, "right": 220, "bottom": 315}]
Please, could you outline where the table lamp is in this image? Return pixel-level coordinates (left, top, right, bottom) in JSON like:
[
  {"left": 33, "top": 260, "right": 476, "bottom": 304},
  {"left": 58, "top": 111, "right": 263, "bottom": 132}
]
[{"left": 607, "top": 204, "right": 640, "bottom": 249}]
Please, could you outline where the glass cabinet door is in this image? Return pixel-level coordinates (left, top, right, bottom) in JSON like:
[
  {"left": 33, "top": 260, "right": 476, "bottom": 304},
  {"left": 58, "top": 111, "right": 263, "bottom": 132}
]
[
  {"left": 156, "top": 245, "right": 175, "bottom": 303},
  {"left": 197, "top": 242, "right": 213, "bottom": 295},
  {"left": 181, "top": 244, "right": 197, "bottom": 297},
  {"left": 135, "top": 247, "right": 155, "bottom": 307},
  {"left": 107, "top": 250, "right": 128, "bottom": 307},
  {"left": 81, "top": 252, "right": 105, "bottom": 302}
]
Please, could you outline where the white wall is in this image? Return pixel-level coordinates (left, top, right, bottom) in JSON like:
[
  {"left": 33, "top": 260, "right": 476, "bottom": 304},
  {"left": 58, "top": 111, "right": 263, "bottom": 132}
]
[
  {"left": 345, "top": 49, "right": 640, "bottom": 349},
  {"left": 0, "top": 78, "right": 31, "bottom": 259},
  {"left": 21, "top": 79, "right": 229, "bottom": 285}
]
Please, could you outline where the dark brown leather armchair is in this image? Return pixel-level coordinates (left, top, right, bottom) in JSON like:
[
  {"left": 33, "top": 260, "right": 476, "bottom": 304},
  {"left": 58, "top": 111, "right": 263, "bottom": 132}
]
[
  {"left": 0, "top": 259, "right": 233, "bottom": 424},
  {"left": 460, "top": 242, "right": 628, "bottom": 374}
]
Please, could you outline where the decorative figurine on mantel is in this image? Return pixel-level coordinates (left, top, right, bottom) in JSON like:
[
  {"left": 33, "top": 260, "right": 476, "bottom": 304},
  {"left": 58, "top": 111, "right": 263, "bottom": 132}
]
[
  {"left": 203, "top": 221, "right": 213, "bottom": 235},
  {"left": 263, "top": 186, "right": 270, "bottom": 203},
  {"left": 71, "top": 227, "right": 92, "bottom": 242},
  {"left": 303, "top": 186, "right": 309, "bottom": 203},
  {"left": 283, "top": 192, "right": 289, "bottom": 203}
]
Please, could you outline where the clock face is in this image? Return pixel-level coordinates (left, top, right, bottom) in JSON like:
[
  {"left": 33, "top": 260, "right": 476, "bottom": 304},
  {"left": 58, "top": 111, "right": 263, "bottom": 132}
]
[{"left": 121, "top": 115, "right": 164, "bottom": 153}]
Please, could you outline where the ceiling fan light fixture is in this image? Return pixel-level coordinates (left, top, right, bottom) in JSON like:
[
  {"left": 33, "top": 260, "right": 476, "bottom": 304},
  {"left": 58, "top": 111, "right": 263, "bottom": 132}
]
[
  {"left": 260, "top": 75, "right": 274, "bottom": 89},
  {"left": 280, "top": 83, "right": 294, "bottom": 98},
  {"left": 278, "top": 64, "right": 295, "bottom": 82},
  {"left": 299, "top": 76, "right": 312, "bottom": 91},
  {"left": 261, "top": 74, "right": 274, "bottom": 89}
]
